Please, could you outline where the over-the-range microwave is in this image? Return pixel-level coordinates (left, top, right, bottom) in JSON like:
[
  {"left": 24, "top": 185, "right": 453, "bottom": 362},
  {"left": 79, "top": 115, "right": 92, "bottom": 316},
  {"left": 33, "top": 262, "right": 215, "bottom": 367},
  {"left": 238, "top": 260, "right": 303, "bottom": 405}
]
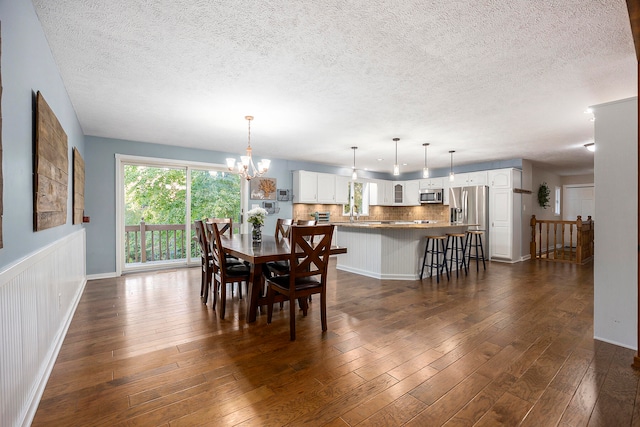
[{"left": 419, "top": 188, "right": 444, "bottom": 204}]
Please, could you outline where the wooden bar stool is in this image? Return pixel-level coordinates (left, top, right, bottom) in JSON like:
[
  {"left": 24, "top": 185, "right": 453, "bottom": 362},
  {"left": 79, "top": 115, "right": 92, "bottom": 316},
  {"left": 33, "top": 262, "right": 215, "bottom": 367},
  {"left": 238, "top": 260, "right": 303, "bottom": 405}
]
[
  {"left": 446, "top": 233, "right": 468, "bottom": 277},
  {"left": 420, "top": 235, "right": 450, "bottom": 283},
  {"left": 465, "top": 230, "right": 487, "bottom": 271}
]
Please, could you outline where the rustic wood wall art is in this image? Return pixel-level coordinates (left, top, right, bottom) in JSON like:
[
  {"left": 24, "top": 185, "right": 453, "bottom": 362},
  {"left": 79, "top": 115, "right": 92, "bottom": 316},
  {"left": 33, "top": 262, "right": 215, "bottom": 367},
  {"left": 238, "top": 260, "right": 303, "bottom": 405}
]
[
  {"left": 73, "top": 147, "right": 84, "bottom": 225},
  {"left": 34, "top": 91, "right": 68, "bottom": 231}
]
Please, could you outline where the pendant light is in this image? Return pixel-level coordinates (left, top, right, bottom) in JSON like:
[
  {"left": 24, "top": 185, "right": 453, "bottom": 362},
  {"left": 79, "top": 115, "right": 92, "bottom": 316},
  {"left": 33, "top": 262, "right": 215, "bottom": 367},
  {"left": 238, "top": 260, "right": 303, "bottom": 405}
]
[
  {"left": 449, "top": 150, "right": 455, "bottom": 182},
  {"left": 422, "top": 143, "right": 430, "bottom": 178},
  {"left": 393, "top": 138, "right": 400, "bottom": 176},
  {"left": 351, "top": 146, "right": 358, "bottom": 180}
]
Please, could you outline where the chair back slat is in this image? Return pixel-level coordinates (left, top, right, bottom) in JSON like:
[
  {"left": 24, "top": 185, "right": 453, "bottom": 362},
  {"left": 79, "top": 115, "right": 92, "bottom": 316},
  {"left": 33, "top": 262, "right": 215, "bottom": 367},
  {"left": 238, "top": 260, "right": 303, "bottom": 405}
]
[
  {"left": 295, "top": 219, "right": 317, "bottom": 226},
  {"left": 194, "top": 220, "right": 208, "bottom": 256},
  {"left": 205, "top": 221, "right": 226, "bottom": 274},
  {"left": 207, "top": 217, "right": 233, "bottom": 237},
  {"left": 289, "top": 224, "right": 334, "bottom": 280},
  {"left": 275, "top": 218, "right": 293, "bottom": 240}
]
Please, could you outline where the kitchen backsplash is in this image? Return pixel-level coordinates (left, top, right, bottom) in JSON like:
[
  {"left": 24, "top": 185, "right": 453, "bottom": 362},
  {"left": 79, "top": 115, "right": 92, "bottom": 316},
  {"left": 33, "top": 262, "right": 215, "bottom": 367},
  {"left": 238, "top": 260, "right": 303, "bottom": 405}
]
[{"left": 292, "top": 204, "right": 450, "bottom": 223}]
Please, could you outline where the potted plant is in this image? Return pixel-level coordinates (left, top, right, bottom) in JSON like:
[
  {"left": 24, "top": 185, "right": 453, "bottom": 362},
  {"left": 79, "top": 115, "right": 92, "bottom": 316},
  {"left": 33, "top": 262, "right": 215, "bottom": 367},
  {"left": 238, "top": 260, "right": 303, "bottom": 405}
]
[
  {"left": 247, "top": 207, "right": 268, "bottom": 242},
  {"left": 538, "top": 182, "right": 550, "bottom": 209}
]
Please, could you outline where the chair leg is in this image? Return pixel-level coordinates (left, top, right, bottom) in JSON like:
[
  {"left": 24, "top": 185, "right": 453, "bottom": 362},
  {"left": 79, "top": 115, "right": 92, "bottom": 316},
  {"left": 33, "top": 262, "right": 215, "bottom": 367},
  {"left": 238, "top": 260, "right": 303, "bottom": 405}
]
[
  {"left": 321, "top": 292, "right": 327, "bottom": 332},
  {"left": 212, "top": 280, "right": 217, "bottom": 311},
  {"left": 219, "top": 282, "right": 226, "bottom": 319},
  {"left": 267, "top": 287, "right": 275, "bottom": 324},
  {"left": 289, "top": 295, "right": 296, "bottom": 341}
]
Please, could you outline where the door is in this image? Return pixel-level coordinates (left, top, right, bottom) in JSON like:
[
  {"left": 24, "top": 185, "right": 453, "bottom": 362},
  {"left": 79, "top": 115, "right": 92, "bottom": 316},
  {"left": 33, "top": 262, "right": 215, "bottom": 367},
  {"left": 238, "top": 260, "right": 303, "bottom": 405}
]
[
  {"left": 490, "top": 188, "right": 512, "bottom": 259},
  {"left": 117, "top": 155, "right": 243, "bottom": 274},
  {"left": 563, "top": 185, "right": 595, "bottom": 221}
]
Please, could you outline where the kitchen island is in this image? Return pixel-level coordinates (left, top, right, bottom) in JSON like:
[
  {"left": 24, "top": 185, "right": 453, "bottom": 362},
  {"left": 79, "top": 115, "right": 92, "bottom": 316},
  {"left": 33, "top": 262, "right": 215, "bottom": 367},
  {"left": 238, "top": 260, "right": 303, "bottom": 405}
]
[{"left": 334, "top": 221, "right": 472, "bottom": 280}]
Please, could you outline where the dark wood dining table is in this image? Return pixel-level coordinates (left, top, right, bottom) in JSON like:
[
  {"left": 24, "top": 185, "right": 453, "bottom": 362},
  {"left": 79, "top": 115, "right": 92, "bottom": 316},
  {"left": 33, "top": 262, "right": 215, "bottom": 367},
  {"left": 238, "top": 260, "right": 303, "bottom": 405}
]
[{"left": 219, "top": 233, "right": 347, "bottom": 323}]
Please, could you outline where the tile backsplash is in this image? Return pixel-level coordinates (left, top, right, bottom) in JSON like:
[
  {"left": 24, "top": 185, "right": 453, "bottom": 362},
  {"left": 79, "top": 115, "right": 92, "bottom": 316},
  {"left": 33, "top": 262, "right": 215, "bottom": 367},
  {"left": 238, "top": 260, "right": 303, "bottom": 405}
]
[{"left": 292, "top": 204, "right": 450, "bottom": 223}]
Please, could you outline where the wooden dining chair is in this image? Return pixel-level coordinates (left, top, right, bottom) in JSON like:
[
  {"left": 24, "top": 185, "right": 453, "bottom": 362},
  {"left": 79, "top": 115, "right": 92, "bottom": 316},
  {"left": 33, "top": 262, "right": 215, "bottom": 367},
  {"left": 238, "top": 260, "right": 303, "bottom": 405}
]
[
  {"left": 207, "top": 217, "right": 233, "bottom": 237},
  {"left": 275, "top": 218, "right": 294, "bottom": 240},
  {"left": 208, "top": 221, "right": 250, "bottom": 319},
  {"left": 207, "top": 217, "right": 242, "bottom": 266},
  {"left": 266, "top": 219, "right": 294, "bottom": 278},
  {"left": 266, "top": 224, "right": 334, "bottom": 340},
  {"left": 194, "top": 220, "right": 212, "bottom": 304}
]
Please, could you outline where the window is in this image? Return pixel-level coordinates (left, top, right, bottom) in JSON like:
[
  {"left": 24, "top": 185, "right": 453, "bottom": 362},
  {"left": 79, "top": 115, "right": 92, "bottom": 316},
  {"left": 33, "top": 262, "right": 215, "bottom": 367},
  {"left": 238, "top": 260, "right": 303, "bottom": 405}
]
[
  {"left": 554, "top": 186, "right": 561, "bottom": 216},
  {"left": 343, "top": 181, "right": 370, "bottom": 216}
]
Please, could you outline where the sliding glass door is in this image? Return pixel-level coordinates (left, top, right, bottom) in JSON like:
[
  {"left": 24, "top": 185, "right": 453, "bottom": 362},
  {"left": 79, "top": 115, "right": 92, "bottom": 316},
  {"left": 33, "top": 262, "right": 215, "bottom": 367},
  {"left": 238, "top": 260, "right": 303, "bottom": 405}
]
[{"left": 116, "top": 155, "right": 242, "bottom": 274}]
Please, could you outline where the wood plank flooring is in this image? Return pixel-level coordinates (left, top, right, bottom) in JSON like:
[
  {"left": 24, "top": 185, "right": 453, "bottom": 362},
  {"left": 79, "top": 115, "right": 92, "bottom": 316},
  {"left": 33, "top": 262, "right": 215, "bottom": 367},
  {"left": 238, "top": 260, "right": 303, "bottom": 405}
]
[{"left": 32, "top": 259, "right": 640, "bottom": 426}]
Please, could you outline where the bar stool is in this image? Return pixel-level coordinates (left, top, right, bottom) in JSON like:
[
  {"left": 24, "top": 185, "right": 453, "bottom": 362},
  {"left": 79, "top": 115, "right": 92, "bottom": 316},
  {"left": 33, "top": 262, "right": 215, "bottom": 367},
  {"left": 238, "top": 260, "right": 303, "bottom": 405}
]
[
  {"left": 465, "top": 230, "right": 486, "bottom": 271},
  {"left": 446, "top": 233, "right": 468, "bottom": 277},
  {"left": 420, "top": 235, "right": 450, "bottom": 283}
]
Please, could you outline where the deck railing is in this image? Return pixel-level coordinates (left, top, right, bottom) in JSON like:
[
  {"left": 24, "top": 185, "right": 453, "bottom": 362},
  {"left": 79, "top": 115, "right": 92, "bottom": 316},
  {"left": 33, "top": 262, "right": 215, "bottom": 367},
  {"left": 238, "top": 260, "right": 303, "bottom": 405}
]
[
  {"left": 125, "top": 221, "right": 195, "bottom": 264},
  {"left": 530, "top": 215, "right": 594, "bottom": 264}
]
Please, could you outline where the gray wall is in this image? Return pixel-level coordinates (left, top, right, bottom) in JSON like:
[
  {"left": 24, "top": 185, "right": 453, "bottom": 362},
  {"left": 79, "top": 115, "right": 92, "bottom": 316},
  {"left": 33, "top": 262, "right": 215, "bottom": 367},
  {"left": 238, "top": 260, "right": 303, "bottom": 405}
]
[{"left": 0, "top": 0, "right": 86, "bottom": 271}]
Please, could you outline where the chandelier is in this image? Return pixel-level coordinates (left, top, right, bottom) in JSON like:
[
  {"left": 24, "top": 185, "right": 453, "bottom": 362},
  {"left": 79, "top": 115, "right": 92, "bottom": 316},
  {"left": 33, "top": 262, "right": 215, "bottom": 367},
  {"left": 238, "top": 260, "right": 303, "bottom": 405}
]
[{"left": 226, "top": 116, "right": 271, "bottom": 180}]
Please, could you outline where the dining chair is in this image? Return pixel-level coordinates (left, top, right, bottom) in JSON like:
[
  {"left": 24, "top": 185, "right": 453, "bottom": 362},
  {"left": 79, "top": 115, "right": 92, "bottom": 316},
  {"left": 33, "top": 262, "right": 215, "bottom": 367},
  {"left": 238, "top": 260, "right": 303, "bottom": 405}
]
[
  {"left": 207, "top": 217, "right": 242, "bottom": 266},
  {"left": 266, "top": 224, "right": 334, "bottom": 340},
  {"left": 266, "top": 219, "right": 294, "bottom": 278},
  {"left": 194, "top": 220, "right": 212, "bottom": 304},
  {"left": 208, "top": 221, "right": 250, "bottom": 319},
  {"left": 207, "top": 217, "right": 233, "bottom": 237}
]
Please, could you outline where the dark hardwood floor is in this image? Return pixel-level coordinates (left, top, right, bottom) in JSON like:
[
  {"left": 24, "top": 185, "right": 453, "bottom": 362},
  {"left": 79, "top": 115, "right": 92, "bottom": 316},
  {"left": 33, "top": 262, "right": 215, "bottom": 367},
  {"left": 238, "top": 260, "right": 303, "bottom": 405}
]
[{"left": 32, "top": 259, "right": 640, "bottom": 426}]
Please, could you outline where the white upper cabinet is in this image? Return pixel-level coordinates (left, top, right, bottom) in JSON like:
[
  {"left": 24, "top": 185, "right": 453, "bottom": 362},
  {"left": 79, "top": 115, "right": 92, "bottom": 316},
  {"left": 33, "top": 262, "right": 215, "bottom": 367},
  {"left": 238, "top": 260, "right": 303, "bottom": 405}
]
[
  {"left": 419, "top": 177, "right": 445, "bottom": 189},
  {"left": 451, "top": 171, "right": 488, "bottom": 187},
  {"left": 404, "top": 180, "right": 420, "bottom": 206},
  {"left": 293, "top": 170, "right": 318, "bottom": 203},
  {"left": 293, "top": 171, "right": 347, "bottom": 204},
  {"left": 317, "top": 173, "right": 336, "bottom": 203},
  {"left": 335, "top": 175, "right": 350, "bottom": 204},
  {"left": 489, "top": 168, "right": 513, "bottom": 188}
]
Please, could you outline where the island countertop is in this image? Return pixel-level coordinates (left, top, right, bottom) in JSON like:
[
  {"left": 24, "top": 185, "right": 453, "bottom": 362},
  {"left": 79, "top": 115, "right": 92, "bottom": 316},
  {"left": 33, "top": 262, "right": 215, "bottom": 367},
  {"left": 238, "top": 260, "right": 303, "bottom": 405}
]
[
  {"left": 332, "top": 220, "right": 475, "bottom": 229},
  {"left": 333, "top": 221, "right": 476, "bottom": 280}
]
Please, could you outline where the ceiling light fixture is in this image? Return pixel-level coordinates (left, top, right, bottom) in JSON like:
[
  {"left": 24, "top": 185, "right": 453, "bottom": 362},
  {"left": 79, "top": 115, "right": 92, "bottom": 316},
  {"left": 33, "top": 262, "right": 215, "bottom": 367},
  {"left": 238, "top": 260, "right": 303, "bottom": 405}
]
[
  {"left": 584, "top": 142, "right": 595, "bottom": 152},
  {"left": 351, "top": 146, "right": 358, "bottom": 180},
  {"left": 449, "top": 150, "right": 455, "bottom": 182},
  {"left": 226, "top": 116, "right": 270, "bottom": 180},
  {"left": 393, "top": 138, "right": 400, "bottom": 176},
  {"left": 422, "top": 143, "right": 430, "bottom": 178}
]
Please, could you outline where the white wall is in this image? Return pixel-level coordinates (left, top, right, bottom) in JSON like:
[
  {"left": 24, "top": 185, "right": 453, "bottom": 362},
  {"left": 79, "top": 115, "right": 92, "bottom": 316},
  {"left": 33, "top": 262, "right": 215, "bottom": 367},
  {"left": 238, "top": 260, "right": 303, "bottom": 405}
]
[{"left": 593, "top": 97, "right": 638, "bottom": 350}]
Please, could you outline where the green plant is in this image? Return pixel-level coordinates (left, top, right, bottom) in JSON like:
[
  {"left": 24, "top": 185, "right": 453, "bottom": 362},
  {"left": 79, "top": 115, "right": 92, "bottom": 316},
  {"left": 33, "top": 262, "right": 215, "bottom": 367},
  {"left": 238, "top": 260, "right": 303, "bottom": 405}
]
[{"left": 538, "top": 182, "right": 550, "bottom": 209}]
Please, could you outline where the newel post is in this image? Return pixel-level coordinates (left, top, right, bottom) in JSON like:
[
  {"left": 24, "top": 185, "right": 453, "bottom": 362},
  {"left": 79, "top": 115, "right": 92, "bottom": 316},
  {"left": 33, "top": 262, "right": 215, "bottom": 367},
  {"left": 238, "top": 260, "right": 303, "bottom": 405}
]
[{"left": 530, "top": 215, "right": 537, "bottom": 260}]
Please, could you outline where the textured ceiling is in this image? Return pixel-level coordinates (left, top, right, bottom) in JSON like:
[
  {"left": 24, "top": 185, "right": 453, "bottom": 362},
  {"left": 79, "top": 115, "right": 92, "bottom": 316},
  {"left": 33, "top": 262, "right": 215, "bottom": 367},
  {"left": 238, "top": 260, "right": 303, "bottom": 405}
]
[{"left": 32, "top": 0, "right": 637, "bottom": 176}]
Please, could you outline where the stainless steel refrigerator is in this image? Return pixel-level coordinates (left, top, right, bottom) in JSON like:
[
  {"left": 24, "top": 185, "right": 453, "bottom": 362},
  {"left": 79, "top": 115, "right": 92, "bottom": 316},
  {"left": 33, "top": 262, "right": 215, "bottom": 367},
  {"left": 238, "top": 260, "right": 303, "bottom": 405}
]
[{"left": 449, "top": 186, "right": 489, "bottom": 256}]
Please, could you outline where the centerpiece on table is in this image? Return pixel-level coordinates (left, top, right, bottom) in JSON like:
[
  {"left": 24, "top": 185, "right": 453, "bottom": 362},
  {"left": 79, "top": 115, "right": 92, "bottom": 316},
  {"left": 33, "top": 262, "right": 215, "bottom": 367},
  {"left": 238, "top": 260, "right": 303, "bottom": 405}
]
[{"left": 247, "top": 207, "right": 268, "bottom": 243}]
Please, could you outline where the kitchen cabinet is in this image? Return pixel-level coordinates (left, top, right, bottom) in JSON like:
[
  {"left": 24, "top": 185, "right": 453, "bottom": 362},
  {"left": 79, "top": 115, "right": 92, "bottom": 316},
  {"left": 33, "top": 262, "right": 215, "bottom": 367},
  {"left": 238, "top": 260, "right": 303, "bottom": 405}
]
[
  {"left": 451, "top": 171, "right": 488, "bottom": 187},
  {"left": 370, "top": 180, "right": 393, "bottom": 205},
  {"left": 419, "top": 177, "right": 445, "bottom": 189},
  {"left": 317, "top": 173, "right": 336, "bottom": 203},
  {"left": 335, "top": 175, "right": 350, "bottom": 204},
  {"left": 293, "top": 170, "right": 318, "bottom": 203},
  {"left": 488, "top": 168, "right": 522, "bottom": 262},
  {"left": 404, "top": 180, "right": 420, "bottom": 206},
  {"left": 293, "top": 171, "right": 346, "bottom": 204}
]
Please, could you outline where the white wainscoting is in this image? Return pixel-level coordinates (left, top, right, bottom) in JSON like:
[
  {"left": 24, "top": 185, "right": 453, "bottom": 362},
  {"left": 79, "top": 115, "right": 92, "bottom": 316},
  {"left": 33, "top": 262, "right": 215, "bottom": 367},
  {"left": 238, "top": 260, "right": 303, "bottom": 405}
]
[{"left": 0, "top": 230, "right": 86, "bottom": 427}]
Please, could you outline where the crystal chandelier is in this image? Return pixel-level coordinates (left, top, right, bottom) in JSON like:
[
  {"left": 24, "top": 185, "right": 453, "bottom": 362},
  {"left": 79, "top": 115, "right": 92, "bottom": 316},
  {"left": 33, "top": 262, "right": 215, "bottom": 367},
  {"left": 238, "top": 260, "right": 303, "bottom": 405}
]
[{"left": 226, "top": 116, "right": 271, "bottom": 180}]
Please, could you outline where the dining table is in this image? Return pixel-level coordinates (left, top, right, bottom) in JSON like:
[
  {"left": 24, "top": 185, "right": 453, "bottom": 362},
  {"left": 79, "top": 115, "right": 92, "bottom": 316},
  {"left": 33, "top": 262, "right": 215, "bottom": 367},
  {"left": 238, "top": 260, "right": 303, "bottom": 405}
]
[{"left": 219, "top": 233, "right": 347, "bottom": 323}]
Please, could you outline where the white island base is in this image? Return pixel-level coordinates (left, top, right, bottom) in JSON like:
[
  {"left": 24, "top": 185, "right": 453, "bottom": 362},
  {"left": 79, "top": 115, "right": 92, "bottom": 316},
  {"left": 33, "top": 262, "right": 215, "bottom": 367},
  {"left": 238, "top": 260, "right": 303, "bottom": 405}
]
[{"left": 335, "top": 223, "right": 471, "bottom": 280}]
